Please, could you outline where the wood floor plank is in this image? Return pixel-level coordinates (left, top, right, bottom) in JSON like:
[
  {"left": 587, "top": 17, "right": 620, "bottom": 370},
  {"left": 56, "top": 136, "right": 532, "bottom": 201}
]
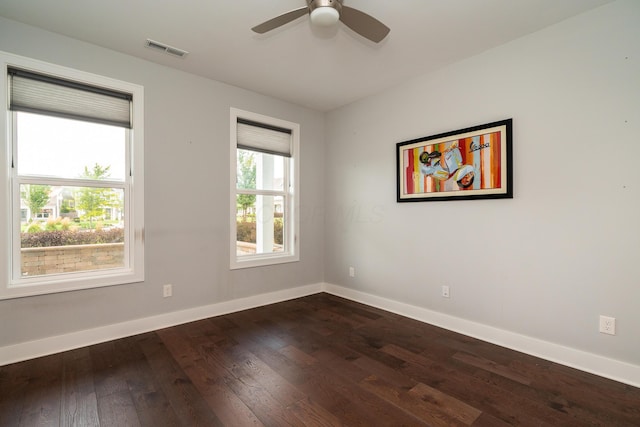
[
  {"left": 302, "top": 346, "right": 433, "bottom": 425},
  {"left": 16, "top": 354, "right": 63, "bottom": 427},
  {"left": 452, "top": 351, "right": 533, "bottom": 385},
  {"left": 351, "top": 352, "right": 417, "bottom": 391},
  {"left": 408, "top": 381, "right": 482, "bottom": 425},
  {"left": 116, "top": 335, "right": 182, "bottom": 427},
  {"left": 302, "top": 363, "right": 428, "bottom": 427},
  {"left": 359, "top": 374, "right": 468, "bottom": 427},
  {"left": 136, "top": 332, "right": 224, "bottom": 426},
  {"left": 90, "top": 340, "right": 141, "bottom": 427},
  {"left": 375, "top": 325, "right": 574, "bottom": 425},
  {"left": 233, "top": 332, "right": 313, "bottom": 389},
  {"left": 398, "top": 350, "right": 577, "bottom": 426},
  {"left": 60, "top": 348, "right": 100, "bottom": 427},
  {"left": 96, "top": 390, "right": 141, "bottom": 427},
  {"left": 537, "top": 362, "right": 640, "bottom": 426},
  {"left": 275, "top": 337, "right": 423, "bottom": 426},
  {"left": 471, "top": 412, "right": 514, "bottom": 426},
  {"left": 90, "top": 340, "right": 131, "bottom": 398},
  {"left": 287, "top": 397, "right": 344, "bottom": 427},
  {"left": 157, "top": 327, "right": 264, "bottom": 427},
  {"left": 340, "top": 332, "right": 408, "bottom": 370},
  {"left": 279, "top": 344, "right": 317, "bottom": 367},
  {"left": 0, "top": 358, "right": 30, "bottom": 426},
  {"left": 187, "top": 331, "right": 304, "bottom": 427},
  {"left": 180, "top": 317, "right": 313, "bottom": 426}
]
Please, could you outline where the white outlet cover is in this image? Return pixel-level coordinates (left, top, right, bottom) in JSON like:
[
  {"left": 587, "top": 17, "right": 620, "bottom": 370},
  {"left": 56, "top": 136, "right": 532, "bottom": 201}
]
[
  {"left": 599, "top": 315, "right": 616, "bottom": 335},
  {"left": 163, "top": 284, "right": 172, "bottom": 297},
  {"left": 442, "top": 285, "right": 450, "bottom": 298}
]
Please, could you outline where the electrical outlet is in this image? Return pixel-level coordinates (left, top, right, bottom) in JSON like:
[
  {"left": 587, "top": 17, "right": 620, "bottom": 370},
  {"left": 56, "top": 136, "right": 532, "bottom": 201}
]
[
  {"left": 599, "top": 315, "right": 615, "bottom": 335},
  {"left": 163, "top": 284, "right": 173, "bottom": 298},
  {"left": 349, "top": 266, "right": 355, "bottom": 277},
  {"left": 442, "top": 285, "right": 450, "bottom": 298}
]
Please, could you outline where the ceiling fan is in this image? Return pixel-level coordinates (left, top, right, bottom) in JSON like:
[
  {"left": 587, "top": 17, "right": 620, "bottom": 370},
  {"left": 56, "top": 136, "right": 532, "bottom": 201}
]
[{"left": 251, "top": 0, "right": 390, "bottom": 43}]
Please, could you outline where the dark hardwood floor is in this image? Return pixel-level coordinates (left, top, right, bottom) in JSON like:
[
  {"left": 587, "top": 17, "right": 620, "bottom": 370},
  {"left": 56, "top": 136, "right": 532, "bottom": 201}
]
[{"left": 1, "top": 293, "right": 639, "bottom": 426}]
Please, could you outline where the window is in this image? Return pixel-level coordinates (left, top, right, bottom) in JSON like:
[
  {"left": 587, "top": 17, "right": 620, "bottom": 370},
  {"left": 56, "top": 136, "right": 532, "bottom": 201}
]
[
  {"left": 1, "top": 52, "right": 144, "bottom": 299},
  {"left": 230, "top": 108, "right": 299, "bottom": 269}
]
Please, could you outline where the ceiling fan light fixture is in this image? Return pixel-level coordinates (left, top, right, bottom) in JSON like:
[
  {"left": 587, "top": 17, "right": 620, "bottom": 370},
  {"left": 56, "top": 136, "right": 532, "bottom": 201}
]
[
  {"left": 310, "top": 7, "right": 339, "bottom": 27},
  {"left": 252, "top": 0, "right": 389, "bottom": 43}
]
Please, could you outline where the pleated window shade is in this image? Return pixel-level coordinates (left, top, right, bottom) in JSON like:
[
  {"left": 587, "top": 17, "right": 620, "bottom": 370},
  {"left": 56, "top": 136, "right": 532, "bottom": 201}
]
[
  {"left": 237, "top": 118, "right": 291, "bottom": 157},
  {"left": 8, "top": 67, "right": 132, "bottom": 128}
]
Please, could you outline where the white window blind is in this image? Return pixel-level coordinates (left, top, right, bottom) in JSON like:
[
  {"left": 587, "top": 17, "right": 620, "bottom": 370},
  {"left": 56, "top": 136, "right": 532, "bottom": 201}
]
[
  {"left": 237, "top": 118, "right": 291, "bottom": 157},
  {"left": 8, "top": 67, "right": 132, "bottom": 128}
]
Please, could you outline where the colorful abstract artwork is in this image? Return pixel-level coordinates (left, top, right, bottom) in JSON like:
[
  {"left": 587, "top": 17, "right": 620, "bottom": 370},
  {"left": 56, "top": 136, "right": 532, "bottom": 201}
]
[{"left": 396, "top": 119, "right": 512, "bottom": 202}]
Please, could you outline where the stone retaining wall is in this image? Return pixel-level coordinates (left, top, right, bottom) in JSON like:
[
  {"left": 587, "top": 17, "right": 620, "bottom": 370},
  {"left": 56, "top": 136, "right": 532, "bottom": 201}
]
[{"left": 21, "top": 243, "right": 124, "bottom": 276}]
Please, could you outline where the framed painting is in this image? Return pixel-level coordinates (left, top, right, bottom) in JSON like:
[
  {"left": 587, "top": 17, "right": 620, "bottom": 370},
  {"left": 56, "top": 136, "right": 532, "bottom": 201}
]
[{"left": 396, "top": 119, "right": 512, "bottom": 202}]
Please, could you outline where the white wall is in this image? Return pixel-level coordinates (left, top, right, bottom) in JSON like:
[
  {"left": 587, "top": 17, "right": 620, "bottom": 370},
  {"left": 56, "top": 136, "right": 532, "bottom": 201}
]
[
  {"left": 325, "top": 0, "right": 639, "bottom": 371},
  {"left": 0, "top": 17, "right": 325, "bottom": 348}
]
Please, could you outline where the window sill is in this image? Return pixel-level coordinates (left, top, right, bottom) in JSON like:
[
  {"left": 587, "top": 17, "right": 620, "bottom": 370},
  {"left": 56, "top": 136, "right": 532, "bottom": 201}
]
[
  {"left": 2, "top": 269, "right": 144, "bottom": 300},
  {"left": 230, "top": 253, "right": 299, "bottom": 270}
]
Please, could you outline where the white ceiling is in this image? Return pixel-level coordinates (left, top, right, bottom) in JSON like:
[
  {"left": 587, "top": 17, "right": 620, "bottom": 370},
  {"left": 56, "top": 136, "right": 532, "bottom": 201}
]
[{"left": 0, "top": 0, "right": 614, "bottom": 112}]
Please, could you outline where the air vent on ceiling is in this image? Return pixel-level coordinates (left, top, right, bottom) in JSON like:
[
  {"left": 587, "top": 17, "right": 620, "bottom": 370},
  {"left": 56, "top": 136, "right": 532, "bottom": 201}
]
[{"left": 144, "top": 39, "right": 189, "bottom": 58}]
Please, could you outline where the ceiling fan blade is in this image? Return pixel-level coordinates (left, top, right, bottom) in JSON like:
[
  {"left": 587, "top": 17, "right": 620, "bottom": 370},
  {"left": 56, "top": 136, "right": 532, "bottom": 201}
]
[
  {"left": 339, "top": 5, "right": 390, "bottom": 43},
  {"left": 251, "top": 7, "right": 309, "bottom": 34}
]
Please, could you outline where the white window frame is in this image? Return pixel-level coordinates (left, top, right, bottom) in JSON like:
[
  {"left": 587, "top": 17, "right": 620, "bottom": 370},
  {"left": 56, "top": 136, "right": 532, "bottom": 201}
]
[
  {"left": 0, "top": 51, "right": 144, "bottom": 299},
  {"left": 230, "top": 108, "right": 299, "bottom": 269}
]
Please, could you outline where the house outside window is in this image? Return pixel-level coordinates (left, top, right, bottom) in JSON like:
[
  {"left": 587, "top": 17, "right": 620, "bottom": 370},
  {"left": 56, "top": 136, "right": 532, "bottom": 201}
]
[
  {"left": 0, "top": 51, "right": 144, "bottom": 299},
  {"left": 230, "top": 108, "right": 300, "bottom": 269}
]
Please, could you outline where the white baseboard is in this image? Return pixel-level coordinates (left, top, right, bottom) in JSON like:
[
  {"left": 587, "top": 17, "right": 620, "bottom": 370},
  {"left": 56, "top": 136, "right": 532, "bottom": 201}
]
[
  {"left": 322, "top": 283, "right": 640, "bottom": 388},
  {"left": 0, "top": 283, "right": 323, "bottom": 366},
  {"left": 3, "top": 281, "right": 638, "bottom": 388}
]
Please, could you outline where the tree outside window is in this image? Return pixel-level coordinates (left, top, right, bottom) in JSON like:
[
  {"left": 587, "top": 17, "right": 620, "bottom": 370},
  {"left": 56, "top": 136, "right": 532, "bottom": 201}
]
[
  {"left": 25, "top": 184, "right": 50, "bottom": 221},
  {"left": 75, "top": 164, "right": 120, "bottom": 228},
  {"left": 236, "top": 150, "right": 256, "bottom": 219}
]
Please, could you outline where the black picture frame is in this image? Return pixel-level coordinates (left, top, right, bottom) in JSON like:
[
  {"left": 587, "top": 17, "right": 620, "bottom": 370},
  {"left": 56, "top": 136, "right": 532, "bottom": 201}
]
[{"left": 396, "top": 119, "right": 513, "bottom": 202}]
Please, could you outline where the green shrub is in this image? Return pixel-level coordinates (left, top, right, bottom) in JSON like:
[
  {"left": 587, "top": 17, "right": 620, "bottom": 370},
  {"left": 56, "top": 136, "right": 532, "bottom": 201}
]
[
  {"left": 236, "top": 219, "right": 283, "bottom": 245},
  {"left": 60, "top": 217, "right": 73, "bottom": 230},
  {"left": 236, "top": 220, "right": 256, "bottom": 243},
  {"left": 21, "top": 228, "right": 125, "bottom": 248},
  {"left": 26, "top": 222, "right": 42, "bottom": 233},
  {"left": 45, "top": 218, "right": 58, "bottom": 231},
  {"left": 43, "top": 217, "right": 75, "bottom": 231},
  {"left": 274, "top": 219, "right": 283, "bottom": 245}
]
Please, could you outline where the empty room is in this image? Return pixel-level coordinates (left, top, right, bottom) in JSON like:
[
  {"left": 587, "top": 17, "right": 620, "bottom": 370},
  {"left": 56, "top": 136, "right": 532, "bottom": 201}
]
[{"left": 0, "top": 1, "right": 639, "bottom": 425}]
